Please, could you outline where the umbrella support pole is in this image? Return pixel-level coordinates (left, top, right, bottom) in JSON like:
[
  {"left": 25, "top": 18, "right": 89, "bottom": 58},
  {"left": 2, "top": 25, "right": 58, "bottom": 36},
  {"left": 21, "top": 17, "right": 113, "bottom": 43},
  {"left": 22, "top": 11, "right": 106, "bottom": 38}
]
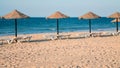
[
  {"left": 57, "top": 19, "right": 59, "bottom": 39},
  {"left": 116, "top": 18, "right": 119, "bottom": 32},
  {"left": 89, "top": 19, "right": 91, "bottom": 33},
  {"left": 15, "top": 19, "right": 17, "bottom": 42}
]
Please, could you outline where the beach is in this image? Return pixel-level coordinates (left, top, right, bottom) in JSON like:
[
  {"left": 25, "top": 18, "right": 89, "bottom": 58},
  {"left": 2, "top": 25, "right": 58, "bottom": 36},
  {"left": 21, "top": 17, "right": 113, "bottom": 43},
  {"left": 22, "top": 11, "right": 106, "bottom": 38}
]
[
  {"left": 0, "top": 32, "right": 120, "bottom": 68},
  {"left": 1, "top": 0, "right": 120, "bottom": 68}
]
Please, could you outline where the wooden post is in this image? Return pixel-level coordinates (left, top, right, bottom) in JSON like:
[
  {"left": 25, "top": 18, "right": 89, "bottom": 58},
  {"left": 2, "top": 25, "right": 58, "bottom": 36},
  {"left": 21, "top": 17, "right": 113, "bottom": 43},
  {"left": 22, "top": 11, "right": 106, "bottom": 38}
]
[
  {"left": 89, "top": 19, "right": 92, "bottom": 33},
  {"left": 57, "top": 19, "right": 59, "bottom": 35},
  {"left": 116, "top": 18, "right": 119, "bottom": 32},
  {"left": 15, "top": 19, "right": 17, "bottom": 42},
  {"left": 15, "top": 19, "right": 17, "bottom": 37}
]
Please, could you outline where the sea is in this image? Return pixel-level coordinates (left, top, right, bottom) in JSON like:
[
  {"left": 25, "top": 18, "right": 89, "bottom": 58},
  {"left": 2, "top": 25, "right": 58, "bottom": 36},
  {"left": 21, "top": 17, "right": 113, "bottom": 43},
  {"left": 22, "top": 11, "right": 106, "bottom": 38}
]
[{"left": 0, "top": 17, "right": 119, "bottom": 36}]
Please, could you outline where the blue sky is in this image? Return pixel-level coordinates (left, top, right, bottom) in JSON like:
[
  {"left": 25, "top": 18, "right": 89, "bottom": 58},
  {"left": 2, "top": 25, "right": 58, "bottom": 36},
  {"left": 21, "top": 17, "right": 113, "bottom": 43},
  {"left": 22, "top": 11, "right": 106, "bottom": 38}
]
[{"left": 0, "top": 0, "right": 120, "bottom": 17}]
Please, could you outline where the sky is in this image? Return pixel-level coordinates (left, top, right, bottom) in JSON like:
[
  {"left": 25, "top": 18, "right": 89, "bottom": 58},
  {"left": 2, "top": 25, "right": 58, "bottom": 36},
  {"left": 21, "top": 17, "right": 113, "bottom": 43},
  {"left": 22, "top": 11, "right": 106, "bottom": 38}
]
[{"left": 0, "top": 0, "right": 120, "bottom": 17}]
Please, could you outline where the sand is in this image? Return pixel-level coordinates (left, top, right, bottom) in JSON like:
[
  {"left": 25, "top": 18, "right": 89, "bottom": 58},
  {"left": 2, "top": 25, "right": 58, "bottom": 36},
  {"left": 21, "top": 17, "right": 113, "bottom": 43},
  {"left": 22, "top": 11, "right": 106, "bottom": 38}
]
[{"left": 0, "top": 32, "right": 120, "bottom": 68}]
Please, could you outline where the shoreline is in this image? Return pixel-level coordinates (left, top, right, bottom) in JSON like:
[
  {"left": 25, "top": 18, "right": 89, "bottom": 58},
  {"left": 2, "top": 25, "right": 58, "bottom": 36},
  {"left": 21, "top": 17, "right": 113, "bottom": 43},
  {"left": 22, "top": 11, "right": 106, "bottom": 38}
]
[{"left": 0, "top": 30, "right": 118, "bottom": 37}]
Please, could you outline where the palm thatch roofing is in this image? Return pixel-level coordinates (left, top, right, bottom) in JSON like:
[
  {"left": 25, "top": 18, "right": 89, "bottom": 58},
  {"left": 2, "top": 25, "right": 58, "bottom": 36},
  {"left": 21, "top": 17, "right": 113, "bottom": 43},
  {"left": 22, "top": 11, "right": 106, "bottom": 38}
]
[
  {"left": 108, "top": 12, "right": 120, "bottom": 18},
  {"left": 111, "top": 18, "right": 120, "bottom": 23},
  {"left": 79, "top": 12, "right": 100, "bottom": 19},
  {"left": 3, "top": 10, "right": 29, "bottom": 19},
  {"left": 47, "top": 11, "right": 69, "bottom": 19}
]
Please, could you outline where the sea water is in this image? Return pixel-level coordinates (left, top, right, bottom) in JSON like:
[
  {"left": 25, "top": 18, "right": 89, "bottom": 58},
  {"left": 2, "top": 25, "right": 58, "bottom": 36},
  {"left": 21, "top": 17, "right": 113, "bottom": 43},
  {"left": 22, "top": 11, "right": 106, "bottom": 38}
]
[{"left": 0, "top": 17, "right": 119, "bottom": 36}]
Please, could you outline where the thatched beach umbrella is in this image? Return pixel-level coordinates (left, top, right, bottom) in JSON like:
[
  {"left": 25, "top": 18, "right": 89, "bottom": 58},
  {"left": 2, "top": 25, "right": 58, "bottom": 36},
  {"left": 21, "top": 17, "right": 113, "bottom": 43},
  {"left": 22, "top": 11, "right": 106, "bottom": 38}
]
[
  {"left": 47, "top": 11, "right": 69, "bottom": 35},
  {"left": 79, "top": 12, "right": 100, "bottom": 33},
  {"left": 3, "top": 9, "right": 29, "bottom": 37},
  {"left": 108, "top": 12, "right": 120, "bottom": 32}
]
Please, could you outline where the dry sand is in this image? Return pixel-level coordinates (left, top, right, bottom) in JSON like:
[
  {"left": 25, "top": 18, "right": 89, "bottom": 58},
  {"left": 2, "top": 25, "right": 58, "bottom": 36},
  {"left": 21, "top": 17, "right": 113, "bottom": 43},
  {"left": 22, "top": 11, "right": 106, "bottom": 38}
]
[{"left": 0, "top": 32, "right": 120, "bottom": 68}]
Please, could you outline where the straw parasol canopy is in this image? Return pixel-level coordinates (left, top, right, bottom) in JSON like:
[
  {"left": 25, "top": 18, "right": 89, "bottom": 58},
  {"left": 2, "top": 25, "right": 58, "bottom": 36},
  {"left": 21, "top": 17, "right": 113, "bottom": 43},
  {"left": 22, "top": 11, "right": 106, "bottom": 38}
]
[
  {"left": 47, "top": 11, "right": 69, "bottom": 19},
  {"left": 47, "top": 11, "right": 69, "bottom": 36},
  {"left": 79, "top": 12, "right": 100, "bottom": 19},
  {"left": 79, "top": 12, "right": 100, "bottom": 33},
  {"left": 3, "top": 9, "right": 29, "bottom": 38},
  {"left": 108, "top": 12, "right": 120, "bottom": 32},
  {"left": 3, "top": 9, "right": 29, "bottom": 19},
  {"left": 108, "top": 12, "right": 120, "bottom": 18}
]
